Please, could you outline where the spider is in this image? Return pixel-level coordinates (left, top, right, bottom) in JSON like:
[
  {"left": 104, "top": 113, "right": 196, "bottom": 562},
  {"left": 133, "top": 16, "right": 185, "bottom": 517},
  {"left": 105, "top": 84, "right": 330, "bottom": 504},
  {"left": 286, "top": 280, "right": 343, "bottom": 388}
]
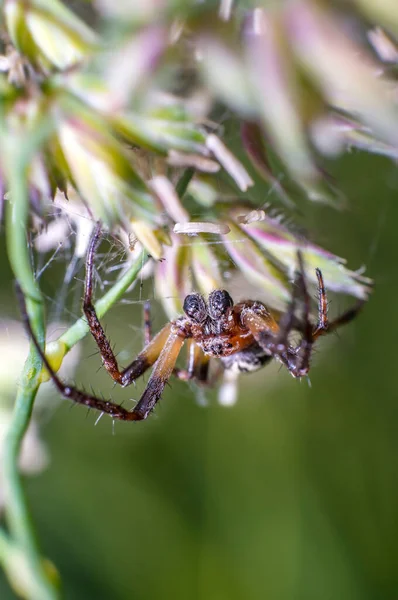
[{"left": 17, "top": 224, "right": 365, "bottom": 422}]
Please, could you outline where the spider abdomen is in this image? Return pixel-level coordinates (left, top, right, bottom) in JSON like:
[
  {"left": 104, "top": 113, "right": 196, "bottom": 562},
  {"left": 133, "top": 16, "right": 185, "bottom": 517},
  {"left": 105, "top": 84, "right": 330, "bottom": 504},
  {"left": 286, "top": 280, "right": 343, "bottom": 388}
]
[{"left": 221, "top": 344, "right": 272, "bottom": 374}]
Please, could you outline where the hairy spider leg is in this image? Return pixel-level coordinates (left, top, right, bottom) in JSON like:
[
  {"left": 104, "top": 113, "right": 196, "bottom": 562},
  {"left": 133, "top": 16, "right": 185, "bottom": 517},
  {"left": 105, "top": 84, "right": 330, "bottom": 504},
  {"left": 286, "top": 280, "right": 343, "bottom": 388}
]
[
  {"left": 83, "top": 222, "right": 124, "bottom": 384},
  {"left": 237, "top": 253, "right": 311, "bottom": 372},
  {"left": 238, "top": 302, "right": 298, "bottom": 375},
  {"left": 293, "top": 263, "right": 365, "bottom": 374},
  {"left": 241, "top": 256, "right": 364, "bottom": 379},
  {"left": 16, "top": 283, "right": 139, "bottom": 420},
  {"left": 17, "top": 283, "right": 188, "bottom": 421},
  {"left": 240, "top": 304, "right": 280, "bottom": 351},
  {"left": 312, "top": 269, "right": 365, "bottom": 338},
  {"left": 258, "top": 251, "right": 328, "bottom": 376},
  {"left": 132, "top": 330, "right": 186, "bottom": 420},
  {"left": 273, "top": 255, "right": 306, "bottom": 347},
  {"left": 312, "top": 268, "right": 328, "bottom": 338},
  {"left": 241, "top": 298, "right": 311, "bottom": 378},
  {"left": 258, "top": 252, "right": 326, "bottom": 376},
  {"left": 83, "top": 222, "right": 135, "bottom": 386},
  {"left": 290, "top": 251, "right": 316, "bottom": 376},
  {"left": 119, "top": 323, "right": 174, "bottom": 385},
  {"left": 279, "top": 255, "right": 358, "bottom": 343},
  {"left": 83, "top": 223, "right": 174, "bottom": 388}
]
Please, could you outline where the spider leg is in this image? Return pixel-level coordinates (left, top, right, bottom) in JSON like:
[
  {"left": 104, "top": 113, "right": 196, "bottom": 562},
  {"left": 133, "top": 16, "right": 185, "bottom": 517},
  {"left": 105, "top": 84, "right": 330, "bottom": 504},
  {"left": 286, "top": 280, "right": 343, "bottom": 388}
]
[
  {"left": 241, "top": 307, "right": 295, "bottom": 372},
  {"left": 175, "top": 340, "right": 210, "bottom": 382},
  {"left": 274, "top": 258, "right": 304, "bottom": 346},
  {"left": 264, "top": 251, "right": 321, "bottom": 378},
  {"left": 238, "top": 247, "right": 309, "bottom": 356},
  {"left": 241, "top": 302, "right": 308, "bottom": 364},
  {"left": 326, "top": 301, "right": 365, "bottom": 332},
  {"left": 120, "top": 322, "right": 174, "bottom": 386},
  {"left": 286, "top": 260, "right": 364, "bottom": 375},
  {"left": 241, "top": 256, "right": 366, "bottom": 380},
  {"left": 139, "top": 297, "right": 196, "bottom": 383},
  {"left": 83, "top": 222, "right": 125, "bottom": 385},
  {"left": 288, "top": 252, "right": 314, "bottom": 377},
  {"left": 83, "top": 224, "right": 172, "bottom": 387},
  {"left": 241, "top": 253, "right": 314, "bottom": 377},
  {"left": 16, "top": 283, "right": 140, "bottom": 421},
  {"left": 312, "top": 267, "right": 329, "bottom": 339},
  {"left": 312, "top": 269, "right": 365, "bottom": 339},
  {"left": 131, "top": 329, "right": 186, "bottom": 420},
  {"left": 240, "top": 304, "right": 280, "bottom": 353}
]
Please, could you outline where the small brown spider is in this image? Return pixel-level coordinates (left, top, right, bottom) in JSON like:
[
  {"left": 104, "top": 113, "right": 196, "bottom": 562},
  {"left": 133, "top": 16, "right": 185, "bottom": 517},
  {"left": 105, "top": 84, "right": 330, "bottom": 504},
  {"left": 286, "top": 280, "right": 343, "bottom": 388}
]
[{"left": 18, "top": 224, "right": 365, "bottom": 422}]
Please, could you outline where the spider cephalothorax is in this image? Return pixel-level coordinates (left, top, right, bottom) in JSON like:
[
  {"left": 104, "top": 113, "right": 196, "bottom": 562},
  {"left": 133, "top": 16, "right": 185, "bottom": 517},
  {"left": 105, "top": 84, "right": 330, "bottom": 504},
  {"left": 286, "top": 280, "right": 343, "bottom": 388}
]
[
  {"left": 18, "top": 224, "right": 365, "bottom": 422},
  {"left": 181, "top": 290, "right": 246, "bottom": 356}
]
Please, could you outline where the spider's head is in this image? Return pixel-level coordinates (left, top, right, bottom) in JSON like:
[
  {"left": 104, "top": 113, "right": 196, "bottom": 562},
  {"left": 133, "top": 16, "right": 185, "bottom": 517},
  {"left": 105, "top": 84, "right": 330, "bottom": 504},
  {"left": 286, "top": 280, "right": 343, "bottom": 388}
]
[
  {"left": 183, "top": 293, "right": 207, "bottom": 323},
  {"left": 208, "top": 290, "right": 233, "bottom": 320}
]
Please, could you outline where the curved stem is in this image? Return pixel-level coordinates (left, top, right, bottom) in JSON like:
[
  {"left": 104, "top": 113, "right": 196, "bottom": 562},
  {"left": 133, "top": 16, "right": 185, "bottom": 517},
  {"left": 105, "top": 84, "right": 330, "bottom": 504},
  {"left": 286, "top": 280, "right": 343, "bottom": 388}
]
[{"left": 4, "top": 164, "right": 59, "bottom": 600}]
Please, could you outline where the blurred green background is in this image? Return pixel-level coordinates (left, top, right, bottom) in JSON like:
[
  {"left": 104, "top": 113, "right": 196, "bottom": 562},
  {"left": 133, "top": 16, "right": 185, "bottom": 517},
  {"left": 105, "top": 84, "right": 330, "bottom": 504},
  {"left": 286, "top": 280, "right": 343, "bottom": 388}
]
[{"left": 0, "top": 151, "right": 397, "bottom": 599}]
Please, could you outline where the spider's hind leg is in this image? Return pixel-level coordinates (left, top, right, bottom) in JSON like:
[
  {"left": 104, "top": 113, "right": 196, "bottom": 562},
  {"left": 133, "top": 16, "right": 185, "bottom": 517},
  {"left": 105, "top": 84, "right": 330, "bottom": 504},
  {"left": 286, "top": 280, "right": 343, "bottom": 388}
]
[
  {"left": 287, "top": 255, "right": 366, "bottom": 377},
  {"left": 274, "top": 250, "right": 309, "bottom": 349},
  {"left": 283, "top": 250, "right": 317, "bottom": 378}
]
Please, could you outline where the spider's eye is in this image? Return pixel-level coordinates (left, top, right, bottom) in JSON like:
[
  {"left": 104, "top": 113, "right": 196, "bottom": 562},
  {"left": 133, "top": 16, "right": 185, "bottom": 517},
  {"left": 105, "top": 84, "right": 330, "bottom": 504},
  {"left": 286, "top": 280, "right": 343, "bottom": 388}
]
[
  {"left": 208, "top": 290, "right": 233, "bottom": 320},
  {"left": 183, "top": 294, "right": 207, "bottom": 323}
]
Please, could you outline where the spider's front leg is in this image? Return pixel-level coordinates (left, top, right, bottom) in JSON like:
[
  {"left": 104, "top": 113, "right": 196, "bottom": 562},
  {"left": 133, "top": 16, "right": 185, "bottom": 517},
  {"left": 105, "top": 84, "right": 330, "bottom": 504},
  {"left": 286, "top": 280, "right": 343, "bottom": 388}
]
[
  {"left": 239, "top": 302, "right": 282, "bottom": 356},
  {"left": 16, "top": 283, "right": 141, "bottom": 421},
  {"left": 284, "top": 252, "right": 317, "bottom": 378},
  {"left": 83, "top": 223, "right": 125, "bottom": 384},
  {"left": 83, "top": 223, "right": 171, "bottom": 387},
  {"left": 83, "top": 223, "right": 128, "bottom": 385}
]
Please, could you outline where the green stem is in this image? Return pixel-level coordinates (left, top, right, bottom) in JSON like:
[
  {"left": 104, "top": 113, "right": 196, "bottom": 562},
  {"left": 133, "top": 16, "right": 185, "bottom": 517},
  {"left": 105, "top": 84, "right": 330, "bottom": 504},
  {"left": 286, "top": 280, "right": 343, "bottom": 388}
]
[
  {"left": 4, "top": 165, "right": 59, "bottom": 599},
  {"left": 0, "top": 530, "right": 10, "bottom": 562},
  {"left": 1, "top": 118, "right": 148, "bottom": 598},
  {"left": 60, "top": 249, "right": 148, "bottom": 353}
]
